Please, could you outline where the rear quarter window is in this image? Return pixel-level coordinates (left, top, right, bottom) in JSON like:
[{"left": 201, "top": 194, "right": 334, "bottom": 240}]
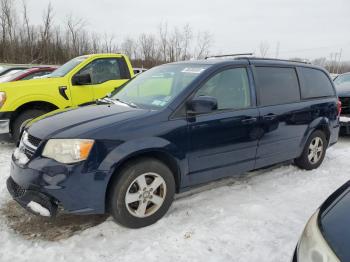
[
  {"left": 299, "top": 67, "right": 335, "bottom": 99},
  {"left": 254, "top": 66, "right": 300, "bottom": 106}
]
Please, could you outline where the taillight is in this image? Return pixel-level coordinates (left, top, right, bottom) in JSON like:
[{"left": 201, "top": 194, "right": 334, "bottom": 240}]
[{"left": 337, "top": 99, "right": 342, "bottom": 116}]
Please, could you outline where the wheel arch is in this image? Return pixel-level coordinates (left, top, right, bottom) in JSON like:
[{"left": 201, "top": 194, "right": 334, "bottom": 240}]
[
  {"left": 10, "top": 100, "right": 59, "bottom": 126},
  {"left": 300, "top": 117, "right": 332, "bottom": 154},
  {"left": 104, "top": 148, "right": 183, "bottom": 212}
]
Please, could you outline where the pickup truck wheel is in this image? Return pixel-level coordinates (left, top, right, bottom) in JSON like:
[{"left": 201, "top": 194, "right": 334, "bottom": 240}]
[
  {"left": 12, "top": 109, "right": 47, "bottom": 142},
  {"left": 108, "top": 158, "right": 175, "bottom": 228},
  {"left": 295, "top": 130, "right": 327, "bottom": 170}
]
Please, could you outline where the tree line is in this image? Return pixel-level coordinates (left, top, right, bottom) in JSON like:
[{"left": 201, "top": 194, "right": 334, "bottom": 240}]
[
  {"left": 0, "top": 0, "right": 212, "bottom": 68},
  {"left": 0, "top": 0, "right": 348, "bottom": 73}
]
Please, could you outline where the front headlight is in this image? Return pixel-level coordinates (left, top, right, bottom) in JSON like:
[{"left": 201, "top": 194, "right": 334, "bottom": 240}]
[
  {"left": 42, "top": 139, "right": 94, "bottom": 164},
  {"left": 297, "top": 210, "right": 339, "bottom": 262},
  {"left": 0, "top": 91, "right": 6, "bottom": 108}
]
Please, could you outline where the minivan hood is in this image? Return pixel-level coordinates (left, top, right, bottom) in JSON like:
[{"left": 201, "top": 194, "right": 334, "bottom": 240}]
[
  {"left": 319, "top": 181, "right": 350, "bottom": 262},
  {"left": 27, "top": 104, "right": 151, "bottom": 139},
  {"left": 336, "top": 83, "right": 350, "bottom": 97}
]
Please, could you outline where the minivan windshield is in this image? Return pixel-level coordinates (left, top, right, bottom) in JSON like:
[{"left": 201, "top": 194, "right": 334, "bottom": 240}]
[
  {"left": 111, "top": 64, "right": 209, "bottom": 110},
  {"left": 48, "top": 56, "right": 89, "bottom": 78}
]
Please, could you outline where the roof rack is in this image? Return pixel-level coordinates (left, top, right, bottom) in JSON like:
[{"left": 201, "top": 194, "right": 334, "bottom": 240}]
[
  {"left": 205, "top": 53, "right": 253, "bottom": 59},
  {"left": 235, "top": 56, "right": 311, "bottom": 64}
]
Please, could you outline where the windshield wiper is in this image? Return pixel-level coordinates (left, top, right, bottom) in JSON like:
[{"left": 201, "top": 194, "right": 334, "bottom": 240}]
[
  {"left": 96, "top": 97, "right": 116, "bottom": 105},
  {"left": 114, "top": 98, "right": 138, "bottom": 108},
  {"left": 98, "top": 97, "right": 138, "bottom": 108}
]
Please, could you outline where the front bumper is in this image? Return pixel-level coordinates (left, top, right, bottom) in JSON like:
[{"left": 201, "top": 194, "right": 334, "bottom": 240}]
[
  {"left": 7, "top": 176, "right": 58, "bottom": 217},
  {"left": 339, "top": 115, "right": 350, "bottom": 135},
  {"left": 7, "top": 155, "right": 109, "bottom": 215},
  {"left": 0, "top": 111, "right": 13, "bottom": 134},
  {"left": 0, "top": 119, "right": 10, "bottom": 134}
]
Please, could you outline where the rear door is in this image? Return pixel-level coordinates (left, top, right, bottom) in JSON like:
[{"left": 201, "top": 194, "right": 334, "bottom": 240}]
[
  {"left": 187, "top": 66, "right": 259, "bottom": 185},
  {"left": 253, "top": 65, "right": 308, "bottom": 168}
]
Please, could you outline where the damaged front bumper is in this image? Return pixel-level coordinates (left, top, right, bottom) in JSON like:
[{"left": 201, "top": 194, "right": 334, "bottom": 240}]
[{"left": 6, "top": 176, "right": 58, "bottom": 217}]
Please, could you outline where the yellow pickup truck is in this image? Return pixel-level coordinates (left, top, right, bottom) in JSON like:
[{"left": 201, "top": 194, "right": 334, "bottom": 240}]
[{"left": 0, "top": 53, "right": 134, "bottom": 141}]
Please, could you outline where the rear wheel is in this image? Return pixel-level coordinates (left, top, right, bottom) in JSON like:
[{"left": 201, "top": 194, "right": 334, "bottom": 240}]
[
  {"left": 295, "top": 130, "right": 327, "bottom": 170},
  {"left": 12, "top": 109, "right": 47, "bottom": 142},
  {"left": 108, "top": 158, "right": 175, "bottom": 228}
]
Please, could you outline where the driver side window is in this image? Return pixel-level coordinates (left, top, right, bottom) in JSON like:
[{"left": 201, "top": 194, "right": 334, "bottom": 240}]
[
  {"left": 195, "top": 68, "right": 251, "bottom": 110},
  {"left": 78, "top": 58, "right": 121, "bottom": 84}
]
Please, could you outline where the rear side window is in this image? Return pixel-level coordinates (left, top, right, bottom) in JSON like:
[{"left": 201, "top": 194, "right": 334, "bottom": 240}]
[
  {"left": 299, "top": 67, "right": 335, "bottom": 99},
  {"left": 255, "top": 67, "right": 300, "bottom": 106}
]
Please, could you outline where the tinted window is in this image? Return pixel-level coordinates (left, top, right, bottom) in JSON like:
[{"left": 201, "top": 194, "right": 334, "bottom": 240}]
[
  {"left": 299, "top": 68, "right": 335, "bottom": 99},
  {"left": 77, "top": 58, "right": 122, "bottom": 85},
  {"left": 195, "top": 68, "right": 251, "bottom": 110},
  {"left": 255, "top": 67, "right": 300, "bottom": 106}
]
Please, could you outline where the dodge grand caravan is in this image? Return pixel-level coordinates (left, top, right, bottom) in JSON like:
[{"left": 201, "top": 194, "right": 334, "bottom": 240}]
[{"left": 7, "top": 57, "right": 340, "bottom": 228}]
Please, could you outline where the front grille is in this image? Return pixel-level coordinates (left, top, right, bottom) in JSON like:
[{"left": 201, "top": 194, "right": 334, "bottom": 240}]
[
  {"left": 7, "top": 177, "right": 26, "bottom": 198},
  {"left": 340, "top": 97, "right": 350, "bottom": 115},
  {"left": 24, "top": 148, "right": 35, "bottom": 159},
  {"left": 27, "top": 134, "right": 41, "bottom": 147}
]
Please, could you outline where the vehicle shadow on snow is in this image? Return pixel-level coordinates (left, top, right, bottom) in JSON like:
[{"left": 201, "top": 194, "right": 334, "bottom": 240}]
[
  {"left": 0, "top": 156, "right": 292, "bottom": 242},
  {"left": 1, "top": 200, "right": 108, "bottom": 241}
]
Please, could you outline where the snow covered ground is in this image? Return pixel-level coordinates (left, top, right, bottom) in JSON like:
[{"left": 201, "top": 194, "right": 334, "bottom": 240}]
[{"left": 1, "top": 138, "right": 350, "bottom": 262}]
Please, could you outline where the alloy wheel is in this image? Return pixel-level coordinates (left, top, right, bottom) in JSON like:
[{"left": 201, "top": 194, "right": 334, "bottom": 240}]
[
  {"left": 308, "top": 137, "right": 324, "bottom": 164},
  {"left": 125, "top": 172, "right": 167, "bottom": 218}
]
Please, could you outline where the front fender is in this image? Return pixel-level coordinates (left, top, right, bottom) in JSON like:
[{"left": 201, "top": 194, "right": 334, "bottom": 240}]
[
  {"left": 99, "top": 137, "right": 188, "bottom": 186},
  {"left": 10, "top": 94, "right": 62, "bottom": 111}
]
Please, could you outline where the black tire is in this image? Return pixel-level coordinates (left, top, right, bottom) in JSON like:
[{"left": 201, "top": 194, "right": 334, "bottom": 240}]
[
  {"left": 108, "top": 157, "right": 175, "bottom": 228},
  {"left": 12, "top": 109, "right": 47, "bottom": 142},
  {"left": 295, "top": 130, "right": 327, "bottom": 170}
]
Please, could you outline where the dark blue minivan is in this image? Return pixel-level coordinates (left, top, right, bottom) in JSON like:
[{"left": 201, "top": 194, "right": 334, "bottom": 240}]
[{"left": 7, "top": 57, "right": 340, "bottom": 228}]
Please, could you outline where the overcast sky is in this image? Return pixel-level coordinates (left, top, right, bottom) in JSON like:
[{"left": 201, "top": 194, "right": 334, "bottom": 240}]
[{"left": 17, "top": 0, "right": 350, "bottom": 60}]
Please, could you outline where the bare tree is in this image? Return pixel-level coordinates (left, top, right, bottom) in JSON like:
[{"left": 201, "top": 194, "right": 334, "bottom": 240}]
[
  {"left": 195, "top": 31, "right": 212, "bottom": 59},
  {"left": 259, "top": 41, "right": 270, "bottom": 57},
  {"left": 121, "top": 37, "right": 136, "bottom": 60},
  {"left": 66, "top": 14, "right": 86, "bottom": 56},
  {"left": 0, "top": 2, "right": 214, "bottom": 67},
  {"left": 158, "top": 22, "right": 168, "bottom": 62},
  {"left": 138, "top": 34, "right": 154, "bottom": 61}
]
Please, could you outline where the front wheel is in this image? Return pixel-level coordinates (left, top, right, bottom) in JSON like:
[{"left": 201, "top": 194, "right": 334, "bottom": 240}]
[
  {"left": 11, "top": 109, "right": 48, "bottom": 142},
  {"left": 108, "top": 158, "right": 175, "bottom": 228},
  {"left": 295, "top": 130, "right": 327, "bottom": 170}
]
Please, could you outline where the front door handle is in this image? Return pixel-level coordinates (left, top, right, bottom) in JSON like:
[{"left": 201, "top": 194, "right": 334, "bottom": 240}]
[
  {"left": 241, "top": 117, "right": 257, "bottom": 124},
  {"left": 263, "top": 114, "right": 277, "bottom": 121},
  {"left": 59, "top": 86, "right": 69, "bottom": 100}
]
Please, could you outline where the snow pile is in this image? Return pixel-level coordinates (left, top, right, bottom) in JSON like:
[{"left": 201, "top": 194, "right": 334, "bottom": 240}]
[
  {"left": 26, "top": 201, "right": 50, "bottom": 217},
  {"left": 0, "top": 139, "right": 350, "bottom": 262}
]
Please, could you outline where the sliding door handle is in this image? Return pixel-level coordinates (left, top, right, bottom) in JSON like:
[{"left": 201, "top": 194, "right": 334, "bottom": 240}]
[
  {"left": 263, "top": 114, "right": 277, "bottom": 121},
  {"left": 241, "top": 117, "right": 257, "bottom": 124}
]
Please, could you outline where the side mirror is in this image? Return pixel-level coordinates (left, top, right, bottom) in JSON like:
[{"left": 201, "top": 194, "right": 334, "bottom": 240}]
[
  {"left": 187, "top": 96, "right": 218, "bottom": 114},
  {"left": 72, "top": 73, "right": 91, "bottom": 85}
]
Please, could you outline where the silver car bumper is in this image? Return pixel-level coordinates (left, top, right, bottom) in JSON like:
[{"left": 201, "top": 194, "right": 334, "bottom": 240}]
[{"left": 0, "top": 119, "right": 10, "bottom": 134}]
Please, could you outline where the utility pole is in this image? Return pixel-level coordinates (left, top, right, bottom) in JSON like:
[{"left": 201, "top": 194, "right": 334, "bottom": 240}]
[
  {"left": 336, "top": 48, "right": 342, "bottom": 74},
  {"left": 329, "top": 53, "right": 334, "bottom": 73},
  {"left": 275, "top": 41, "right": 280, "bottom": 58}
]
